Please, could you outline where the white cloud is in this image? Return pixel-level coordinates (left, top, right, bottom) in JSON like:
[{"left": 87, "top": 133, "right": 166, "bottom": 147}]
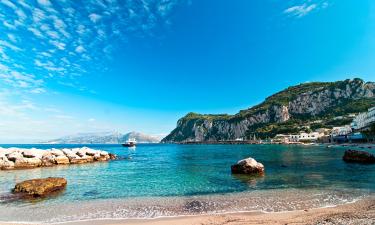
[
  {"left": 7, "top": 33, "right": 17, "bottom": 42},
  {"left": 0, "top": 40, "right": 21, "bottom": 51},
  {"left": 28, "top": 27, "right": 43, "bottom": 38},
  {"left": 89, "top": 13, "right": 102, "bottom": 23},
  {"left": 30, "top": 88, "right": 46, "bottom": 94},
  {"left": 75, "top": 45, "right": 86, "bottom": 53},
  {"left": 1, "top": 0, "right": 16, "bottom": 10},
  {"left": 284, "top": 3, "right": 318, "bottom": 18},
  {"left": 37, "top": 0, "right": 51, "bottom": 7}
]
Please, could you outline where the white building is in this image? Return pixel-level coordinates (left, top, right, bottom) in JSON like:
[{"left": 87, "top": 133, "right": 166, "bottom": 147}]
[
  {"left": 331, "top": 126, "right": 352, "bottom": 137},
  {"left": 351, "top": 107, "right": 375, "bottom": 130},
  {"left": 275, "top": 132, "right": 324, "bottom": 143},
  {"left": 290, "top": 132, "right": 324, "bottom": 142},
  {"left": 273, "top": 134, "right": 292, "bottom": 143}
]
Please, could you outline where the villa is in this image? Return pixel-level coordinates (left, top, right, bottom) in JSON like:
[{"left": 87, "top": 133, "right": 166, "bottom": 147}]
[{"left": 351, "top": 107, "right": 375, "bottom": 131}]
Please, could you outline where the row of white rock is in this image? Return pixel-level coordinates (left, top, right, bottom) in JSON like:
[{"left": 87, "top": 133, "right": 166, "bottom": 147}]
[{"left": 0, "top": 147, "right": 112, "bottom": 170}]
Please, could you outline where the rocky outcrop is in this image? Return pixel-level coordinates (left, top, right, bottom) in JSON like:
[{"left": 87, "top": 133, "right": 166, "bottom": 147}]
[
  {"left": 13, "top": 177, "right": 67, "bottom": 197},
  {"left": 163, "top": 78, "right": 375, "bottom": 142},
  {"left": 0, "top": 147, "right": 116, "bottom": 170},
  {"left": 343, "top": 150, "right": 375, "bottom": 164},
  {"left": 231, "top": 157, "right": 265, "bottom": 175}
]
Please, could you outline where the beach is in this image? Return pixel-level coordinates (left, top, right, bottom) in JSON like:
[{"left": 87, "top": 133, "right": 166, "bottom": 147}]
[
  {"left": 0, "top": 144, "right": 374, "bottom": 224},
  {"left": 0, "top": 198, "right": 372, "bottom": 225}
]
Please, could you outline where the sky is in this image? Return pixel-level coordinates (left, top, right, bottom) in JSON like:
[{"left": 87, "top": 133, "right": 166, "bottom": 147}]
[{"left": 0, "top": 0, "right": 374, "bottom": 143}]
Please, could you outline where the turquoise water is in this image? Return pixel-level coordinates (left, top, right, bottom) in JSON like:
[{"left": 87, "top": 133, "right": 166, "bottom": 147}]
[{"left": 0, "top": 144, "right": 374, "bottom": 223}]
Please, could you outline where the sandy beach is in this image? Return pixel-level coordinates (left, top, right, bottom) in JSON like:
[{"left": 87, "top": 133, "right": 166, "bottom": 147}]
[{"left": 1, "top": 197, "right": 372, "bottom": 225}]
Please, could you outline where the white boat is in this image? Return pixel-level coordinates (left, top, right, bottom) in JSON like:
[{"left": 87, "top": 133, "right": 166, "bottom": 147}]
[{"left": 122, "top": 138, "right": 136, "bottom": 147}]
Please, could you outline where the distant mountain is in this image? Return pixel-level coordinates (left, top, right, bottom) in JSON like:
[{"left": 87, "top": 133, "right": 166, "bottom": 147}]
[
  {"left": 163, "top": 78, "right": 375, "bottom": 142},
  {"left": 45, "top": 131, "right": 163, "bottom": 144}
]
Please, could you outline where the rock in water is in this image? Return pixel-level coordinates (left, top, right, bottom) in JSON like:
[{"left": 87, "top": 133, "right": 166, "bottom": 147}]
[
  {"left": 0, "top": 147, "right": 115, "bottom": 170},
  {"left": 343, "top": 150, "right": 375, "bottom": 164},
  {"left": 231, "top": 157, "right": 265, "bottom": 175},
  {"left": 13, "top": 177, "right": 67, "bottom": 197},
  {"left": 108, "top": 153, "right": 117, "bottom": 160}
]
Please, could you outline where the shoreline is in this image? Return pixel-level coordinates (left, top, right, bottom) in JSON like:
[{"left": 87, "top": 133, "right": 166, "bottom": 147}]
[{"left": 0, "top": 197, "right": 373, "bottom": 225}]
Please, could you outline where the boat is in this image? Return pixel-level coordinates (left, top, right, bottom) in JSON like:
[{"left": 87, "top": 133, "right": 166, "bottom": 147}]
[{"left": 122, "top": 138, "right": 136, "bottom": 147}]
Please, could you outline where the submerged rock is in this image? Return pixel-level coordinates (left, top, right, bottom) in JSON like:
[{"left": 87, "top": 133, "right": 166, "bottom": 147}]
[
  {"left": 343, "top": 150, "right": 375, "bottom": 164},
  {"left": 231, "top": 157, "right": 265, "bottom": 175},
  {"left": 13, "top": 177, "right": 67, "bottom": 197}
]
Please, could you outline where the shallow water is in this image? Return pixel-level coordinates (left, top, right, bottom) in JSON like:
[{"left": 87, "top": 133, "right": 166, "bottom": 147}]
[{"left": 0, "top": 144, "right": 374, "bottom": 223}]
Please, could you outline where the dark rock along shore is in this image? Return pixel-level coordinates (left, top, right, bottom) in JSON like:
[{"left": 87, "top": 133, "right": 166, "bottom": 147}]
[{"left": 343, "top": 149, "right": 375, "bottom": 164}]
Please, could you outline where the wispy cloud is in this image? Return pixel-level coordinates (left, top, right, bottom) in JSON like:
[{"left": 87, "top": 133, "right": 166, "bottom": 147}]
[
  {"left": 0, "top": 0, "right": 183, "bottom": 95},
  {"left": 0, "top": 0, "right": 185, "bottom": 141},
  {"left": 284, "top": 1, "right": 329, "bottom": 18}
]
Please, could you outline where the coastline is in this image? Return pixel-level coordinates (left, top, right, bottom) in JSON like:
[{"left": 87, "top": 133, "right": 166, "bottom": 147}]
[{"left": 1, "top": 197, "right": 373, "bottom": 225}]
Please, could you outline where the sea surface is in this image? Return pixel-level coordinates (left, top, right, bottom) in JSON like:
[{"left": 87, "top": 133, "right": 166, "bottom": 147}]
[{"left": 0, "top": 143, "right": 374, "bottom": 223}]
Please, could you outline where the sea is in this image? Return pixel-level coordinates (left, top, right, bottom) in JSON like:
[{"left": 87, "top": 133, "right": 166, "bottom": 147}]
[{"left": 0, "top": 143, "right": 374, "bottom": 223}]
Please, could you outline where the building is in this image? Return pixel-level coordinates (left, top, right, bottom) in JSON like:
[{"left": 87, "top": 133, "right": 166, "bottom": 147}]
[
  {"left": 330, "top": 126, "right": 352, "bottom": 143},
  {"left": 291, "top": 132, "right": 324, "bottom": 142},
  {"left": 273, "top": 134, "right": 292, "bottom": 143},
  {"left": 274, "top": 131, "right": 325, "bottom": 143},
  {"left": 351, "top": 107, "right": 375, "bottom": 130},
  {"left": 331, "top": 126, "right": 352, "bottom": 136}
]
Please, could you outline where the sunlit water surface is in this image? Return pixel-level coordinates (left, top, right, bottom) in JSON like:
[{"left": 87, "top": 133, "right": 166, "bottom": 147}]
[{"left": 0, "top": 144, "right": 374, "bottom": 223}]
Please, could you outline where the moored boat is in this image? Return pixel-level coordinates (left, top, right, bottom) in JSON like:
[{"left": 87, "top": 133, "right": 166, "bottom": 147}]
[{"left": 122, "top": 138, "right": 136, "bottom": 147}]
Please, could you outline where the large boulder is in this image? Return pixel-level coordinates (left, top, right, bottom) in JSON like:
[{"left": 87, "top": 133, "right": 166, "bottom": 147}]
[
  {"left": 54, "top": 155, "right": 70, "bottom": 165},
  {"left": 343, "top": 150, "right": 375, "bottom": 164},
  {"left": 50, "top": 149, "right": 64, "bottom": 157},
  {"left": 22, "top": 149, "right": 45, "bottom": 159},
  {"left": 14, "top": 157, "right": 42, "bottom": 168},
  {"left": 0, "top": 156, "right": 15, "bottom": 170},
  {"left": 41, "top": 153, "right": 56, "bottom": 167},
  {"left": 6, "top": 151, "right": 23, "bottom": 162},
  {"left": 231, "top": 157, "right": 265, "bottom": 175},
  {"left": 13, "top": 177, "right": 67, "bottom": 197}
]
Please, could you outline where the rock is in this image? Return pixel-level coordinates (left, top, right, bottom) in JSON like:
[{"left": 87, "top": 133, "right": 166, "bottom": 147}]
[
  {"left": 50, "top": 149, "right": 64, "bottom": 157},
  {"left": 76, "top": 149, "right": 87, "bottom": 157},
  {"left": 1, "top": 147, "right": 115, "bottom": 170},
  {"left": 108, "top": 153, "right": 117, "bottom": 160},
  {"left": 343, "top": 150, "right": 375, "bottom": 164},
  {"left": 86, "top": 149, "right": 97, "bottom": 156},
  {"left": 0, "top": 157, "right": 15, "bottom": 170},
  {"left": 13, "top": 177, "right": 67, "bottom": 197},
  {"left": 6, "top": 151, "right": 23, "bottom": 162},
  {"left": 14, "top": 157, "right": 42, "bottom": 168},
  {"left": 100, "top": 151, "right": 109, "bottom": 156},
  {"left": 231, "top": 157, "right": 265, "bottom": 175},
  {"left": 69, "top": 156, "right": 89, "bottom": 164},
  {"left": 54, "top": 155, "right": 70, "bottom": 165},
  {"left": 41, "top": 154, "right": 56, "bottom": 167},
  {"left": 22, "top": 150, "right": 45, "bottom": 159}
]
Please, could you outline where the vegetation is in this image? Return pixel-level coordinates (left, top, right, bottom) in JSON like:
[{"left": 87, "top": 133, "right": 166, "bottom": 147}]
[{"left": 163, "top": 78, "right": 374, "bottom": 142}]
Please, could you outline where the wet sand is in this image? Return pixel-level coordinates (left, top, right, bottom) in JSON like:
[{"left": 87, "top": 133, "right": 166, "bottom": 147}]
[{"left": 1, "top": 197, "right": 372, "bottom": 225}]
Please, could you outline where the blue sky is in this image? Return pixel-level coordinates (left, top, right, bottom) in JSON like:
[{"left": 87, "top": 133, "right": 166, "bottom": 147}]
[{"left": 0, "top": 0, "right": 374, "bottom": 142}]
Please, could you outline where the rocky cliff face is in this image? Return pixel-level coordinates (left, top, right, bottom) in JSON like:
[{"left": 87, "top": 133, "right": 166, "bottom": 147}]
[{"left": 163, "top": 78, "right": 375, "bottom": 142}]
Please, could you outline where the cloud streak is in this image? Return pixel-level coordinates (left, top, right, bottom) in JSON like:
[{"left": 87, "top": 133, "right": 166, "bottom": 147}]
[
  {"left": 0, "top": 0, "right": 184, "bottom": 95},
  {"left": 0, "top": 0, "right": 185, "bottom": 141},
  {"left": 284, "top": 1, "right": 329, "bottom": 18}
]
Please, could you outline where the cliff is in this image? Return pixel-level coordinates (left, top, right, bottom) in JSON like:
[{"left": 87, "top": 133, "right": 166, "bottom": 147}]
[{"left": 162, "top": 78, "right": 375, "bottom": 142}]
